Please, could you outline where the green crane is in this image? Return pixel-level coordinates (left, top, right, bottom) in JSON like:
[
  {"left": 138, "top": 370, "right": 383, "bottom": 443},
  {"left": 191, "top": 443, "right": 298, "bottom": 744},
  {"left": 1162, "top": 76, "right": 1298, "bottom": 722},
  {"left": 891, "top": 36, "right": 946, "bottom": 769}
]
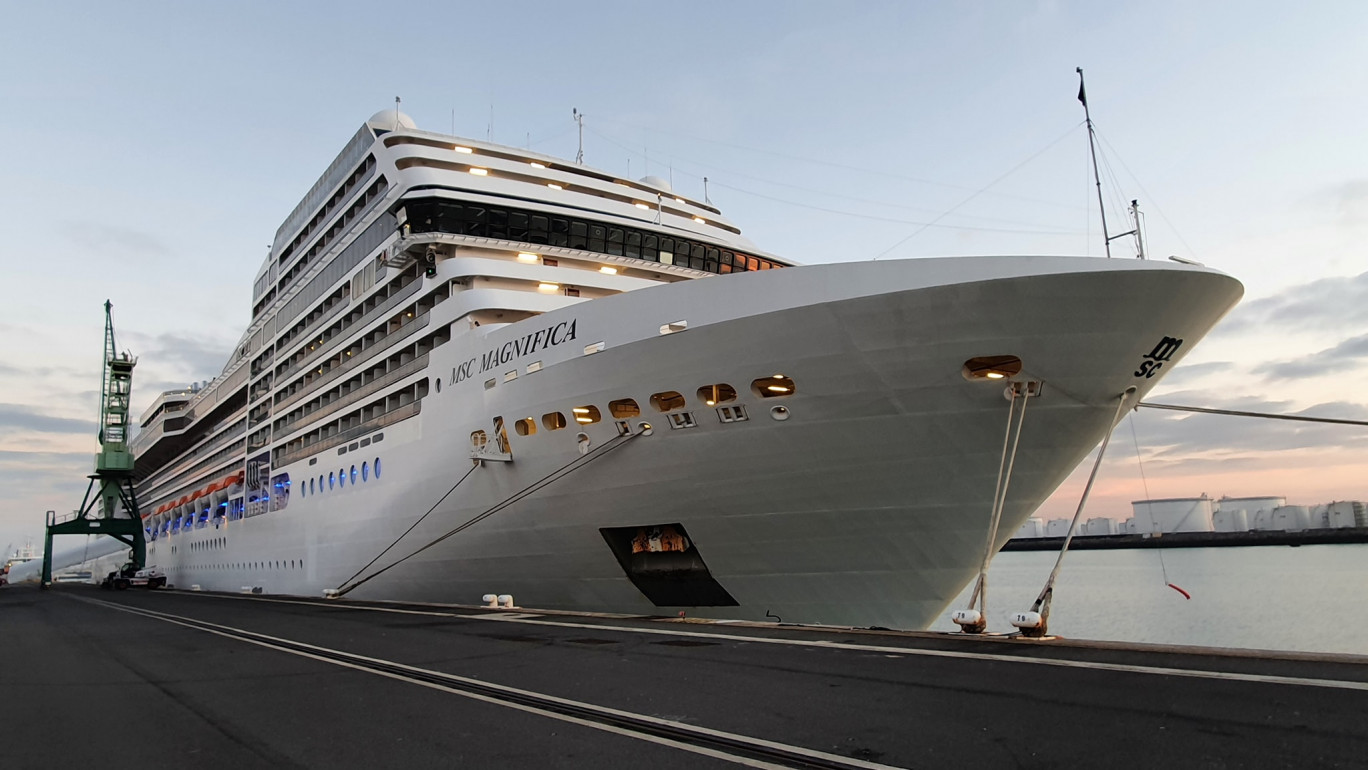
[{"left": 41, "top": 301, "right": 145, "bottom": 587}]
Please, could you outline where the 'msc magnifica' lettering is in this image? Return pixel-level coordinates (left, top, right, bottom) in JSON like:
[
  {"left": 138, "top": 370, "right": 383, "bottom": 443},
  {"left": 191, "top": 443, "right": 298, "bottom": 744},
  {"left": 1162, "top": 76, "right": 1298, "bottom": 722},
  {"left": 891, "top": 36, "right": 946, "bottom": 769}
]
[{"left": 479, "top": 319, "right": 578, "bottom": 372}]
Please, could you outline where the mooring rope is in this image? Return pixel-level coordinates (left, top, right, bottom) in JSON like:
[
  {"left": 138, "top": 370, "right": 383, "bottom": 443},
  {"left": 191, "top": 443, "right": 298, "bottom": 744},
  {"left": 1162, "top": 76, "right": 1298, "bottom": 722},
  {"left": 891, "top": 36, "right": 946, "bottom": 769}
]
[{"left": 332, "top": 429, "right": 643, "bottom": 598}]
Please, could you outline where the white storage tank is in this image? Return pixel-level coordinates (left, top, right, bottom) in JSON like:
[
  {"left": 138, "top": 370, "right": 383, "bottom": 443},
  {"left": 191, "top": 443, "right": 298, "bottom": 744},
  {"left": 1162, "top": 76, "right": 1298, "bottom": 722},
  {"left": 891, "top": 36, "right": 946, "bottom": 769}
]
[
  {"left": 1045, "top": 518, "right": 1074, "bottom": 537},
  {"left": 1217, "top": 496, "right": 1285, "bottom": 520},
  {"left": 1212, "top": 508, "right": 1249, "bottom": 532},
  {"left": 1131, "top": 496, "right": 1215, "bottom": 534},
  {"left": 1120, "top": 517, "right": 1137, "bottom": 534},
  {"left": 1324, "top": 501, "right": 1364, "bottom": 529},
  {"left": 1270, "top": 505, "right": 1311, "bottom": 532},
  {"left": 1082, "top": 517, "right": 1117, "bottom": 536},
  {"left": 1015, "top": 518, "right": 1044, "bottom": 538}
]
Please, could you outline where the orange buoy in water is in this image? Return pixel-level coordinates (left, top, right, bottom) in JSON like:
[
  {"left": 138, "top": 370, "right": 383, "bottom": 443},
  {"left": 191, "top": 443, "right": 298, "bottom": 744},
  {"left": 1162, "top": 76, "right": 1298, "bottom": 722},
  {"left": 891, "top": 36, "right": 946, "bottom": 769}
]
[{"left": 1167, "top": 583, "right": 1191, "bottom": 600}]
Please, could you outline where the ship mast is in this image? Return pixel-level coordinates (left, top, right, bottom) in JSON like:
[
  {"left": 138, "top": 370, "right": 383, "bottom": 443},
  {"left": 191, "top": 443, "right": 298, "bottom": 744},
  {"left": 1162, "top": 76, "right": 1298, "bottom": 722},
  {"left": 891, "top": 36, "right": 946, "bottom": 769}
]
[
  {"left": 1077, "top": 67, "right": 1113, "bottom": 258},
  {"left": 1078, "top": 68, "right": 1147, "bottom": 260}
]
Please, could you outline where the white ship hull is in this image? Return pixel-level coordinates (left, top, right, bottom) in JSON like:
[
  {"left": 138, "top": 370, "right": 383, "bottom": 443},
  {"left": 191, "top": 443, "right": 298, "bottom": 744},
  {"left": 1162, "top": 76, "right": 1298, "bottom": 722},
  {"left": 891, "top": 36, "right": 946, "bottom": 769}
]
[{"left": 143, "top": 255, "right": 1241, "bottom": 629}]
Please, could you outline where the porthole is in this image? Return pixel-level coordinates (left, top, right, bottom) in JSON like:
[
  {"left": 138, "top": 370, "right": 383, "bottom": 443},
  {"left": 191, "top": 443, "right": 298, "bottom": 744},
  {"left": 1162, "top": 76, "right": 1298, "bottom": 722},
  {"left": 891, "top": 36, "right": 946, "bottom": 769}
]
[
  {"left": 609, "top": 398, "right": 640, "bottom": 418},
  {"left": 770, "top": 405, "right": 791, "bottom": 421},
  {"left": 962, "top": 355, "right": 1023, "bottom": 381},
  {"left": 697, "top": 383, "right": 737, "bottom": 406},
  {"left": 328, "top": 472, "right": 335, "bottom": 490},
  {"left": 362, "top": 461, "right": 369, "bottom": 482},
  {"left": 374, "top": 458, "right": 382, "bottom": 478},
  {"left": 543, "top": 411, "right": 568, "bottom": 430},
  {"left": 572, "top": 405, "right": 602, "bottom": 425},
  {"left": 318, "top": 475, "right": 324, "bottom": 492},
  {"left": 752, "top": 375, "right": 796, "bottom": 398},
  {"left": 649, "top": 391, "right": 686, "bottom": 412},
  {"left": 515, "top": 417, "right": 537, "bottom": 436},
  {"left": 350, "top": 465, "right": 357, "bottom": 484},
  {"left": 310, "top": 479, "right": 316, "bottom": 495},
  {"left": 435, "top": 378, "right": 442, "bottom": 393},
  {"left": 339, "top": 469, "right": 347, "bottom": 488}
]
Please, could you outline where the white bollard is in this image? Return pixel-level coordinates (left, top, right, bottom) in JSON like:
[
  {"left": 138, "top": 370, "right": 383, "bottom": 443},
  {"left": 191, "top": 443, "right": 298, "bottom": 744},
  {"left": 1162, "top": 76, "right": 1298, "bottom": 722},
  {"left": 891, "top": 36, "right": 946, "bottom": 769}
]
[
  {"left": 482, "top": 593, "right": 499, "bottom": 608},
  {"left": 498, "top": 594, "right": 517, "bottom": 609}
]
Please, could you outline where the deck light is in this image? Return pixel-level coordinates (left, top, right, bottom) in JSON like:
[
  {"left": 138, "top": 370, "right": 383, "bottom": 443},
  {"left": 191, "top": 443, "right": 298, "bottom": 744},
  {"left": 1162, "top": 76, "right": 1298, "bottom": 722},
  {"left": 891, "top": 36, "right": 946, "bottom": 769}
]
[
  {"left": 517, "top": 253, "right": 539, "bottom": 262},
  {"left": 454, "top": 146, "right": 473, "bottom": 154},
  {"left": 547, "top": 183, "right": 562, "bottom": 190},
  {"left": 635, "top": 202, "right": 650, "bottom": 210},
  {"left": 675, "top": 197, "right": 685, "bottom": 204},
  {"left": 537, "top": 282, "right": 559, "bottom": 292},
  {"left": 693, "top": 216, "right": 706, "bottom": 224},
  {"left": 530, "top": 161, "right": 546, "bottom": 169},
  {"left": 572, "top": 407, "right": 590, "bottom": 414},
  {"left": 599, "top": 266, "right": 617, "bottom": 275},
  {"left": 469, "top": 168, "right": 488, "bottom": 176},
  {"left": 985, "top": 372, "right": 1006, "bottom": 380}
]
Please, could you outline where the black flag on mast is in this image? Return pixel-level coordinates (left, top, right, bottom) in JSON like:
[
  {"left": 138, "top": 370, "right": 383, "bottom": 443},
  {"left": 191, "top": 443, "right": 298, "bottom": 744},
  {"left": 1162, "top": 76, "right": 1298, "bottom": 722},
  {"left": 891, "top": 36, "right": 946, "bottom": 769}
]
[{"left": 1077, "top": 80, "right": 1087, "bottom": 107}]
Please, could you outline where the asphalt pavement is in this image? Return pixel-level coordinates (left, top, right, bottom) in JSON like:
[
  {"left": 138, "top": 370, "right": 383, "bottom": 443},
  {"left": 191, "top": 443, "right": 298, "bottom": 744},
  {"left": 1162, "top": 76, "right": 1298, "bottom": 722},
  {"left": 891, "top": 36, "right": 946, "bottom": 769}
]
[{"left": 2, "top": 584, "right": 1365, "bottom": 769}]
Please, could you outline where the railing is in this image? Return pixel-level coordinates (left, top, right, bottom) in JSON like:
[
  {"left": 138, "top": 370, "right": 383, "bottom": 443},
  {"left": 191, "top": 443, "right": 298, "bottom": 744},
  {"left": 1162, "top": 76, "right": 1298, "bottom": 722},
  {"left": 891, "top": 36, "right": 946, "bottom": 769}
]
[
  {"left": 274, "top": 353, "right": 428, "bottom": 439},
  {"left": 274, "top": 400, "right": 421, "bottom": 468},
  {"left": 274, "top": 276, "right": 423, "bottom": 388},
  {"left": 274, "top": 311, "right": 431, "bottom": 411}
]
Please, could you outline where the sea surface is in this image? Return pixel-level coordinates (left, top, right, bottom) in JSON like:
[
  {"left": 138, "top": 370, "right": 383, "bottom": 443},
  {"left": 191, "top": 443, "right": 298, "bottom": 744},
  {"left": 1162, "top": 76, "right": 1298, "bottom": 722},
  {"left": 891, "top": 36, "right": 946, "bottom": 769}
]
[{"left": 933, "top": 543, "right": 1368, "bottom": 656}]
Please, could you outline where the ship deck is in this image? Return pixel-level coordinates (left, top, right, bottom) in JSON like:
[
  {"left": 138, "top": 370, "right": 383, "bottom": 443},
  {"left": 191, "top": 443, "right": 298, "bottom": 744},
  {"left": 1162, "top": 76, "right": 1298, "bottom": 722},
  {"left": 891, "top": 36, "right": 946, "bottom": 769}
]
[{"left": 4, "top": 584, "right": 1365, "bottom": 769}]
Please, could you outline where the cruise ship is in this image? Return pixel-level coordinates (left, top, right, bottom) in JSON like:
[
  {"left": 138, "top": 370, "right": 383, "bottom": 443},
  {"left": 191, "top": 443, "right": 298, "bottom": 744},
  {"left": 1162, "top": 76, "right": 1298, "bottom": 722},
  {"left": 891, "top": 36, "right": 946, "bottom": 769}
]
[{"left": 22, "top": 110, "right": 1244, "bottom": 629}]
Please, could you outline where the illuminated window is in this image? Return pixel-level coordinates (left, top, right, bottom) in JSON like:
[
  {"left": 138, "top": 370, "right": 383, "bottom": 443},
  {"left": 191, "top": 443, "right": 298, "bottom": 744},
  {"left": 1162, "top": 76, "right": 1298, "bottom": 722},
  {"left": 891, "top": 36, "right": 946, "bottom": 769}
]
[
  {"left": 375, "top": 458, "right": 382, "bottom": 478},
  {"left": 752, "top": 375, "right": 796, "bottom": 398},
  {"left": 696, "top": 383, "right": 736, "bottom": 406},
  {"left": 572, "top": 405, "right": 602, "bottom": 425},
  {"left": 649, "top": 391, "right": 686, "bottom": 412},
  {"left": 362, "top": 461, "right": 369, "bottom": 482},
  {"left": 328, "top": 472, "right": 335, "bottom": 490},
  {"left": 542, "top": 412, "right": 568, "bottom": 430},
  {"left": 961, "top": 355, "right": 1023, "bottom": 381},
  {"left": 350, "top": 465, "right": 357, "bottom": 484},
  {"left": 471, "top": 430, "right": 489, "bottom": 449},
  {"left": 515, "top": 417, "right": 537, "bottom": 436},
  {"left": 338, "top": 469, "right": 347, "bottom": 488},
  {"left": 609, "top": 398, "right": 640, "bottom": 418}
]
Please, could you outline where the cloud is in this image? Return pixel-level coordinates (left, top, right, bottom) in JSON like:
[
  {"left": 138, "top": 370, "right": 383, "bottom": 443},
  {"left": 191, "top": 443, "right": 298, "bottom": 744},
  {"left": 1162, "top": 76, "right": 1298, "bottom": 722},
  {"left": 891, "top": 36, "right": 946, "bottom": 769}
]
[
  {"left": 59, "top": 221, "right": 171, "bottom": 260},
  {"left": 1252, "top": 333, "right": 1368, "bottom": 380},
  {"left": 1148, "top": 360, "right": 1234, "bottom": 388},
  {"left": 1314, "top": 179, "right": 1368, "bottom": 226},
  {"left": 0, "top": 404, "right": 97, "bottom": 436},
  {"left": 123, "top": 330, "right": 235, "bottom": 380},
  {"left": 1217, "top": 270, "right": 1368, "bottom": 335},
  {"left": 1131, "top": 390, "right": 1368, "bottom": 462}
]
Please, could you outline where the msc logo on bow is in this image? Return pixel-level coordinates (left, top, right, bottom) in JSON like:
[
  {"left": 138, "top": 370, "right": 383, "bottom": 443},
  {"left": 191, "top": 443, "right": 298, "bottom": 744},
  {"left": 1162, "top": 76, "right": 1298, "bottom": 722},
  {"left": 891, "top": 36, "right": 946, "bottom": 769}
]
[{"left": 1134, "top": 336, "right": 1183, "bottom": 378}]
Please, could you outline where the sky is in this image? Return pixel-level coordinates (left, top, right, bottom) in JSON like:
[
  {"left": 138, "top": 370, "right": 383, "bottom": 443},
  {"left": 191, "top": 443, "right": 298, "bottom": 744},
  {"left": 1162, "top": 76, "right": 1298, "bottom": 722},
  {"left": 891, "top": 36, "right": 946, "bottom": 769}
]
[{"left": 1, "top": 1, "right": 1365, "bottom": 552}]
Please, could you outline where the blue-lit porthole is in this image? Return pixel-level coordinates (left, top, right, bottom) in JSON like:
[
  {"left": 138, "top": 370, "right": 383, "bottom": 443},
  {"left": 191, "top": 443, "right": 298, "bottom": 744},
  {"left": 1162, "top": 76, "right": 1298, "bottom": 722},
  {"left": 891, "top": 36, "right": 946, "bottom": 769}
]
[
  {"left": 350, "top": 465, "right": 357, "bottom": 484},
  {"left": 375, "top": 457, "right": 382, "bottom": 479},
  {"left": 318, "top": 475, "right": 324, "bottom": 492},
  {"left": 310, "top": 478, "right": 315, "bottom": 495},
  {"left": 329, "top": 472, "right": 335, "bottom": 490},
  {"left": 361, "top": 461, "right": 369, "bottom": 482},
  {"left": 339, "top": 468, "right": 346, "bottom": 488}
]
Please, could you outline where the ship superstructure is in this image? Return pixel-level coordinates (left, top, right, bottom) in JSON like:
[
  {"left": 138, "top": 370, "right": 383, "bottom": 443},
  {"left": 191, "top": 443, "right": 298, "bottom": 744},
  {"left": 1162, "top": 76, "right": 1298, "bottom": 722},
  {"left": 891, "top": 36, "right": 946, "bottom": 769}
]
[{"left": 97, "top": 109, "right": 1243, "bottom": 629}]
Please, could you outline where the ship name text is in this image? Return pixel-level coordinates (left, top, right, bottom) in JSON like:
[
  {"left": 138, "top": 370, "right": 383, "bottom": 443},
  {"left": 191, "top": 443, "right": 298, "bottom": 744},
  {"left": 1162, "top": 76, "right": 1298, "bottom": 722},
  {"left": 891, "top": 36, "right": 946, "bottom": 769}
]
[{"left": 452, "top": 319, "right": 579, "bottom": 384}]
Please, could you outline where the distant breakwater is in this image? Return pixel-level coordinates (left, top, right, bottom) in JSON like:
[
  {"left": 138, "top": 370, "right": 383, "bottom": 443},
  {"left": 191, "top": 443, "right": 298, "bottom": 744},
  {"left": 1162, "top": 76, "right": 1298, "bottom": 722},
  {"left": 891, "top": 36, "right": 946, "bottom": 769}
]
[{"left": 1002, "top": 527, "right": 1368, "bottom": 551}]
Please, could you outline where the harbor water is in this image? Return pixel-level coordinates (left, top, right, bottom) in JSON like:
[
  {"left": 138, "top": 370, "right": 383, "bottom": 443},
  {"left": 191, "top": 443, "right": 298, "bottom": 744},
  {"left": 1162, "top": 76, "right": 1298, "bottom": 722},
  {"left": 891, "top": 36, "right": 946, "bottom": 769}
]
[{"left": 935, "top": 543, "right": 1368, "bottom": 656}]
